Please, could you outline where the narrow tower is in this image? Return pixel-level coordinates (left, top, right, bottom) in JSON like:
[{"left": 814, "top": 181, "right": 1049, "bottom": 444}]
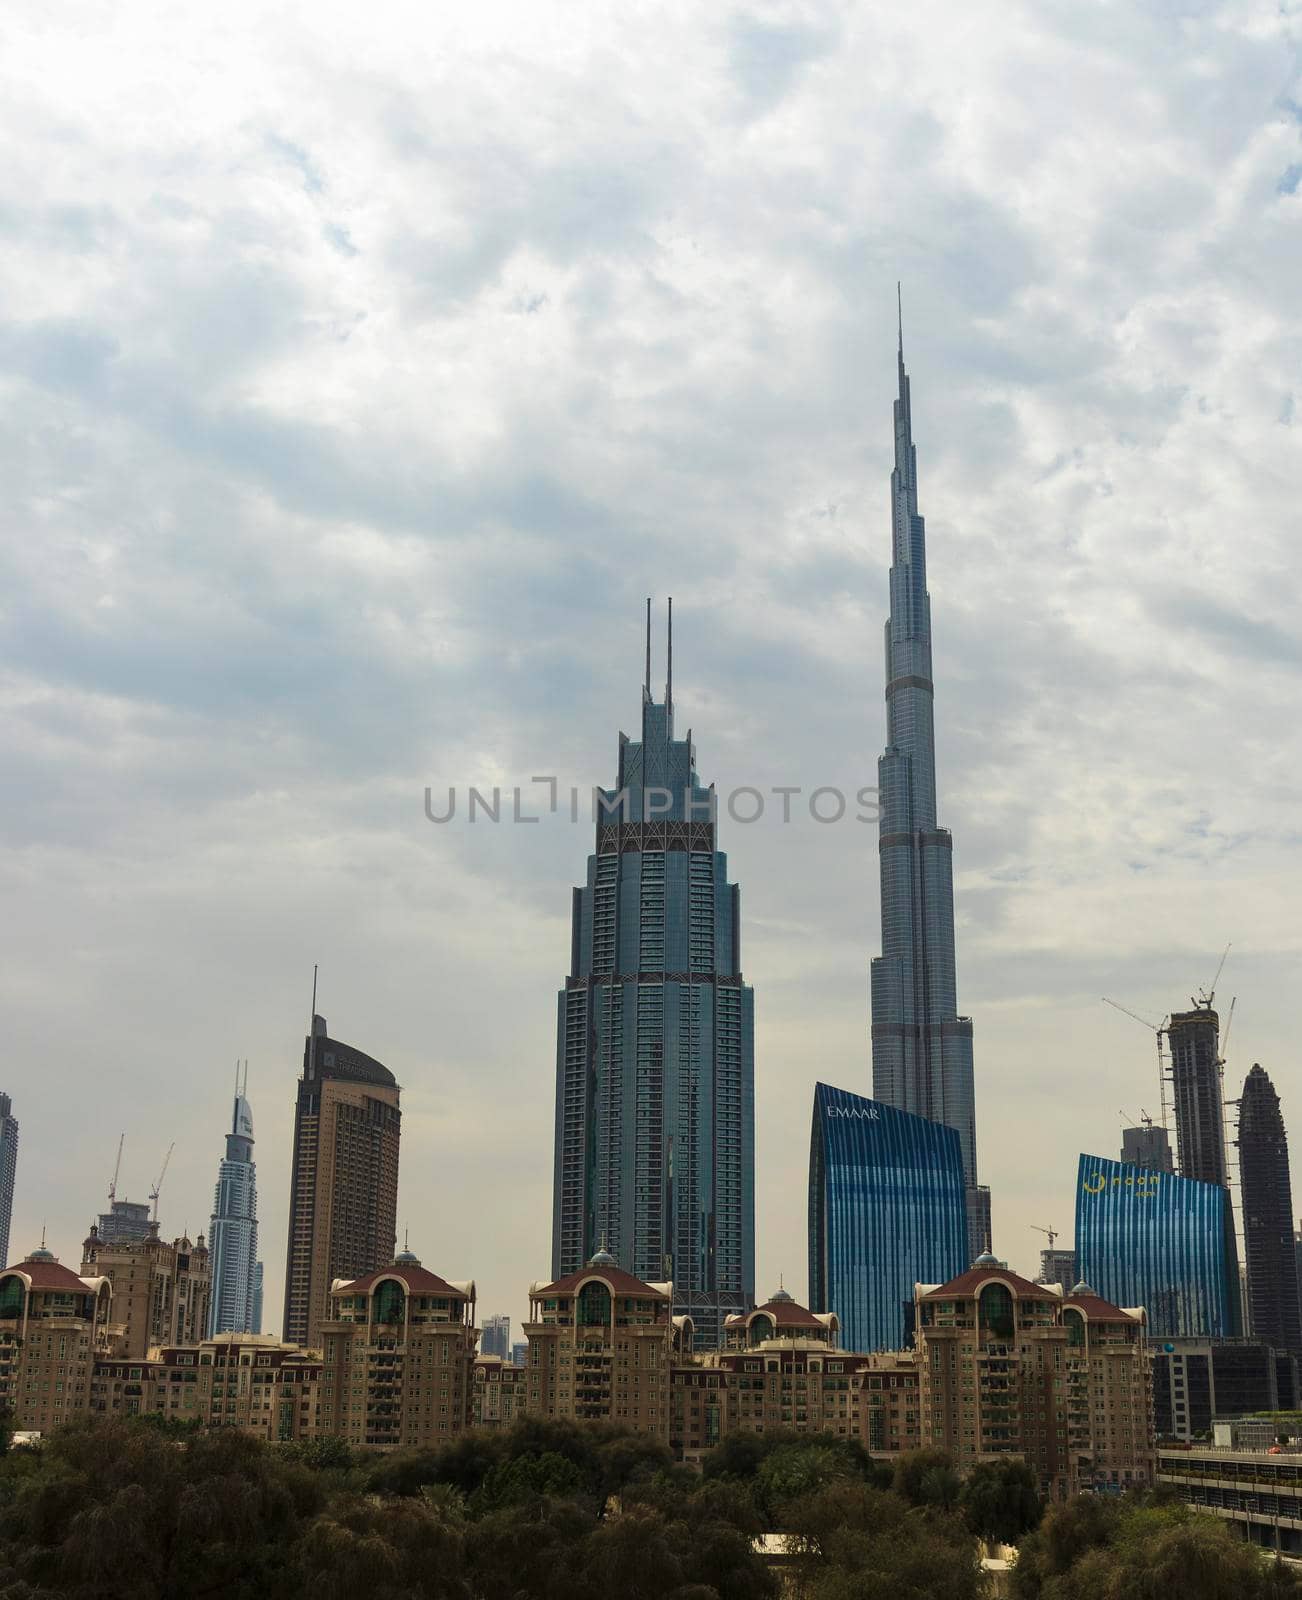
[
  {"left": 551, "top": 604, "right": 756, "bottom": 1349},
  {"left": 869, "top": 306, "right": 988, "bottom": 1259},
  {"left": 1238, "top": 1063, "right": 1302, "bottom": 1357},
  {"left": 0, "top": 1093, "right": 16, "bottom": 1268},
  {"left": 208, "top": 1063, "right": 263, "bottom": 1336},
  {"left": 283, "top": 1014, "right": 401, "bottom": 1348}
]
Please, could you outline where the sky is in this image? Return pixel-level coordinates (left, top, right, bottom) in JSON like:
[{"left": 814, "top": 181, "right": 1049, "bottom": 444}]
[{"left": 2, "top": 0, "right": 1300, "bottom": 1340}]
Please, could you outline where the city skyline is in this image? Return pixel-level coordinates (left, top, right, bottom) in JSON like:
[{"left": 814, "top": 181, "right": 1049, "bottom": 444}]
[{"left": 3, "top": 5, "right": 1300, "bottom": 1340}]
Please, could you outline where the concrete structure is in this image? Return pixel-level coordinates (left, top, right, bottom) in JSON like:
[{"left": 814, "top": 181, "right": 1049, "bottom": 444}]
[
  {"left": 94, "top": 1198, "right": 153, "bottom": 1246},
  {"left": 551, "top": 614, "right": 755, "bottom": 1349},
  {"left": 1168, "top": 1003, "right": 1229, "bottom": 1186},
  {"left": 81, "top": 1222, "right": 210, "bottom": 1359},
  {"left": 1038, "top": 1249, "right": 1078, "bottom": 1295},
  {"left": 0, "top": 1246, "right": 114, "bottom": 1432},
  {"left": 317, "top": 1248, "right": 477, "bottom": 1448},
  {"left": 283, "top": 1014, "right": 401, "bottom": 1349},
  {"left": 208, "top": 1068, "right": 263, "bottom": 1337},
  {"left": 1121, "top": 1122, "right": 1175, "bottom": 1174},
  {"left": 914, "top": 1257, "right": 1152, "bottom": 1498},
  {"left": 808, "top": 1082, "right": 966, "bottom": 1352},
  {"left": 91, "top": 1334, "right": 321, "bottom": 1439},
  {"left": 1157, "top": 1445, "right": 1302, "bottom": 1553},
  {"left": 0, "top": 1093, "right": 16, "bottom": 1270},
  {"left": 1152, "top": 1336, "right": 1299, "bottom": 1440},
  {"left": 868, "top": 316, "right": 987, "bottom": 1261},
  {"left": 1238, "top": 1064, "right": 1302, "bottom": 1359},
  {"left": 522, "top": 1250, "right": 687, "bottom": 1436},
  {"left": 480, "top": 1313, "right": 511, "bottom": 1360}
]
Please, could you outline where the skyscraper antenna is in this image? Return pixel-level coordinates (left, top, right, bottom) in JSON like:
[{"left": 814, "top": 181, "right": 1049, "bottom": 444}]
[
  {"left": 308, "top": 964, "right": 319, "bottom": 1081},
  {"left": 645, "top": 597, "right": 652, "bottom": 698},
  {"left": 666, "top": 596, "right": 673, "bottom": 711},
  {"left": 897, "top": 281, "right": 903, "bottom": 356}
]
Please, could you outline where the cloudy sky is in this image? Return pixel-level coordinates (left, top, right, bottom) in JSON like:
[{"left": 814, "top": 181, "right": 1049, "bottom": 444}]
[{"left": 2, "top": 0, "right": 1300, "bottom": 1336}]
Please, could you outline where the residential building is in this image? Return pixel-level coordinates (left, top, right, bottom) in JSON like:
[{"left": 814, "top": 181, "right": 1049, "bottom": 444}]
[
  {"left": 808, "top": 1082, "right": 967, "bottom": 1352},
  {"left": 1120, "top": 1122, "right": 1175, "bottom": 1174},
  {"left": 1168, "top": 1003, "right": 1229, "bottom": 1185},
  {"left": 283, "top": 1014, "right": 401, "bottom": 1349},
  {"left": 481, "top": 1313, "right": 511, "bottom": 1360},
  {"left": 1075, "top": 1153, "right": 1241, "bottom": 1337},
  {"left": 208, "top": 1067, "right": 263, "bottom": 1337},
  {"left": 1151, "top": 1337, "right": 1299, "bottom": 1440},
  {"left": 522, "top": 1250, "right": 686, "bottom": 1437},
  {"left": 1038, "top": 1249, "right": 1077, "bottom": 1295},
  {"left": 0, "top": 1093, "right": 16, "bottom": 1269},
  {"left": 472, "top": 1354, "right": 526, "bottom": 1428},
  {"left": 81, "top": 1222, "right": 211, "bottom": 1359},
  {"left": 869, "top": 318, "right": 988, "bottom": 1262},
  {"left": 550, "top": 608, "right": 755, "bottom": 1348},
  {"left": 317, "top": 1248, "right": 478, "bottom": 1448},
  {"left": 91, "top": 1334, "right": 321, "bottom": 1440},
  {"left": 1238, "top": 1064, "right": 1302, "bottom": 1358},
  {"left": 0, "top": 1246, "right": 114, "bottom": 1433},
  {"left": 913, "top": 1257, "right": 1152, "bottom": 1498}
]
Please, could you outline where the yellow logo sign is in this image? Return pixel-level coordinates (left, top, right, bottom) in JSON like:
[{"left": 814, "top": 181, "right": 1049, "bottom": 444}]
[{"left": 1081, "top": 1170, "right": 1162, "bottom": 1198}]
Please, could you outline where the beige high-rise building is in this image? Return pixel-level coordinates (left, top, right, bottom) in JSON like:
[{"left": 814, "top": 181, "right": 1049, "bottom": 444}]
[
  {"left": 81, "top": 1222, "right": 210, "bottom": 1359},
  {"left": 318, "top": 1249, "right": 478, "bottom": 1447},
  {"left": 283, "top": 1015, "right": 401, "bottom": 1349},
  {"left": 0, "top": 1246, "right": 114, "bottom": 1432},
  {"left": 913, "top": 1256, "right": 1152, "bottom": 1498},
  {"left": 521, "top": 1250, "right": 689, "bottom": 1438}
]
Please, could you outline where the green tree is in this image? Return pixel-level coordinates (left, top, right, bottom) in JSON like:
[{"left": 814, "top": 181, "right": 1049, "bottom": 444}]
[
  {"left": 959, "top": 1458, "right": 1042, "bottom": 1545},
  {"left": 892, "top": 1447, "right": 960, "bottom": 1510}
]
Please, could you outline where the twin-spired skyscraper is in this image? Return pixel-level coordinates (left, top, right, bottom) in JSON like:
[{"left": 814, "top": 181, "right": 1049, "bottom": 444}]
[
  {"left": 869, "top": 319, "right": 989, "bottom": 1261},
  {"left": 207, "top": 1066, "right": 263, "bottom": 1336},
  {"left": 550, "top": 615, "right": 755, "bottom": 1349}
]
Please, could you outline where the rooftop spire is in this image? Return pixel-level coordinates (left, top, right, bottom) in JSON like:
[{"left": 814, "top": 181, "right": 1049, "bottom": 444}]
[
  {"left": 666, "top": 596, "right": 673, "bottom": 713},
  {"left": 897, "top": 280, "right": 903, "bottom": 358},
  {"left": 644, "top": 596, "right": 652, "bottom": 700}
]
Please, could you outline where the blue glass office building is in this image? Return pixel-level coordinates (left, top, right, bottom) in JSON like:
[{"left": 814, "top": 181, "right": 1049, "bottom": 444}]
[
  {"left": 808, "top": 1082, "right": 967, "bottom": 1353},
  {"left": 1075, "top": 1153, "right": 1241, "bottom": 1338},
  {"left": 551, "top": 608, "right": 755, "bottom": 1350}
]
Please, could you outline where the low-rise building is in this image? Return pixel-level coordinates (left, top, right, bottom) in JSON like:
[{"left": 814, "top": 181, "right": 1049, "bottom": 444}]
[
  {"left": 1152, "top": 1338, "right": 1299, "bottom": 1440},
  {"left": 0, "top": 1247, "right": 114, "bottom": 1433},
  {"left": 1157, "top": 1445, "right": 1302, "bottom": 1553},
  {"left": 521, "top": 1250, "right": 686, "bottom": 1438},
  {"left": 914, "top": 1255, "right": 1152, "bottom": 1498},
  {"left": 472, "top": 1353, "right": 526, "bottom": 1428},
  {"left": 317, "top": 1249, "right": 478, "bottom": 1448}
]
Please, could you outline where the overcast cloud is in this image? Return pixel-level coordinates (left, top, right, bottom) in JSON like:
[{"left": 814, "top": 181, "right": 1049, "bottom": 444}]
[{"left": 2, "top": 0, "right": 1300, "bottom": 1332}]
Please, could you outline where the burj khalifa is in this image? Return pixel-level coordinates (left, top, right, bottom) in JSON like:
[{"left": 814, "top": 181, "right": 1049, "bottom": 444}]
[{"left": 869, "top": 309, "right": 990, "bottom": 1261}]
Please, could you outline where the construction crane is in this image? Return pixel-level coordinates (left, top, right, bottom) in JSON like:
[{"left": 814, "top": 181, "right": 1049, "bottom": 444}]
[
  {"left": 1196, "top": 942, "right": 1232, "bottom": 1009},
  {"left": 107, "top": 1133, "right": 125, "bottom": 1206},
  {"left": 1031, "top": 1225, "right": 1059, "bottom": 1251},
  {"left": 149, "top": 1142, "right": 175, "bottom": 1223},
  {"left": 1102, "top": 997, "right": 1171, "bottom": 1128},
  {"left": 1119, "top": 1108, "right": 1157, "bottom": 1130}
]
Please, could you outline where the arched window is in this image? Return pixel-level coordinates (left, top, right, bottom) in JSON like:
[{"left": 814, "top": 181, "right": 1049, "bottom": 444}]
[
  {"left": 0, "top": 1275, "right": 23, "bottom": 1320},
  {"left": 372, "top": 1279, "right": 406, "bottom": 1327},
  {"left": 577, "top": 1280, "right": 612, "bottom": 1328},
  {"left": 1065, "top": 1309, "right": 1086, "bottom": 1348},
  {"left": 749, "top": 1314, "right": 775, "bottom": 1347},
  {"left": 978, "top": 1283, "right": 1014, "bottom": 1339}
]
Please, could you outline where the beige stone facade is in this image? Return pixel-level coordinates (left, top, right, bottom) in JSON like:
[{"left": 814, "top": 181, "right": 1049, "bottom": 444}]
[
  {"left": 0, "top": 1248, "right": 114, "bottom": 1433},
  {"left": 81, "top": 1223, "right": 210, "bottom": 1359},
  {"left": 472, "top": 1353, "right": 526, "bottom": 1428}
]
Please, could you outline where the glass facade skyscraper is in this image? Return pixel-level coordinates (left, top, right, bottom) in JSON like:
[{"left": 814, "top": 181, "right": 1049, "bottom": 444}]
[
  {"left": 1238, "top": 1063, "right": 1302, "bottom": 1357},
  {"left": 551, "top": 611, "right": 755, "bottom": 1349},
  {"left": 869, "top": 315, "right": 987, "bottom": 1261},
  {"left": 1075, "top": 1153, "right": 1241, "bottom": 1338},
  {"left": 0, "top": 1093, "right": 16, "bottom": 1270},
  {"left": 808, "top": 1082, "right": 967, "bottom": 1354},
  {"left": 208, "top": 1068, "right": 263, "bottom": 1337}
]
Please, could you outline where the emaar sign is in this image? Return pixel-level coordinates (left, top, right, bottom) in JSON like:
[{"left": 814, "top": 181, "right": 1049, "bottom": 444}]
[{"left": 827, "top": 1104, "right": 881, "bottom": 1121}]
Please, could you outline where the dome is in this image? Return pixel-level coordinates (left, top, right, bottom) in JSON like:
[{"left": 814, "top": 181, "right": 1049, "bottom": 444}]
[
  {"left": 1069, "top": 1279, "right": 1095, "bottom": 1297},
  {"left": 394, "top": 1248, "right": 422, "bottom": 1268},
  {"left": 972, "top": 1251, "right": 1001, "bottom": 1268},
  {"left": 587, "top": 1247, "right": 617, "bottom": 1268},
  {"left": 768, "top": 1286, "right": 794, "bottom": 1303},
  {"left": 27, "top": 1246, "right": 55, "bottom": 1262}
]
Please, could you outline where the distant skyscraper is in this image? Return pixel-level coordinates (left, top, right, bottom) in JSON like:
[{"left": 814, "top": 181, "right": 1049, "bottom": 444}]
[
  {"left": 0, "top": 1094, "right": 16, "bottom": 1268},
  {"left": 1038, "top": 1248, "right": 1077, "bottom": 1295},
  {"left": 511, "top": 1340, "right": 528, "bottom": 1368},
  {"left": 208, "top": 1065, "right": 263, "bottom": 1337},
  {"left": 551, "top": 606, "right": 756, "bottom": 1349},
  {"left": 283, "top": 1014, "right": 401, "bottom": 1349},
  {"left": 1120, "top": 1122, "right": 1175, "bottom": 1173},
  {"left": 481, "top": 1314, "right": 511, "bottom": 1360},
  {"left": 808, "top": 1082, "right": 967, "bottom": 1353},
  {"left": 1168, "top": 1004, "right": 1228, "bottom": 1186},
  {"left": 95, "top": 1198, "right": 153, "bottom": 1245},
  {"left": 1075, "top": 1153, "right": 1241, "bottom": 1338},
  {"left": 1238, "top": 1064, "right": 1302, "bottom": 1357},
  {"left": 869, "top": 313, "right": 988, "bottom": 1260}
]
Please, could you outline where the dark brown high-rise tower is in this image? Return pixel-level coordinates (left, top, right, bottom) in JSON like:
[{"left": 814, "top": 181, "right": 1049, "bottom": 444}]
[
  {"left": 1238, "top": 1063, "right": 1302, "bottom": 1357},
  {"left": 283, "top": 1015, "right": 401, "bottom": 1349},
  {"left": 1168, "top": 1003, "right": 1228, "bottom": 1186}
]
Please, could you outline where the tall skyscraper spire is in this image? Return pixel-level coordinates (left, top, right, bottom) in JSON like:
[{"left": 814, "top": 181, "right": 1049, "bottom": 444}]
[
  {"left": 551, "top": 606, "right": 755, "bottom": 1348},
  {"left": 208, "top": 1063, "right": 263, "bottom": 1336},
  {"left": 870, "top": 311, "right": 989, "bottom": 1260}
]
